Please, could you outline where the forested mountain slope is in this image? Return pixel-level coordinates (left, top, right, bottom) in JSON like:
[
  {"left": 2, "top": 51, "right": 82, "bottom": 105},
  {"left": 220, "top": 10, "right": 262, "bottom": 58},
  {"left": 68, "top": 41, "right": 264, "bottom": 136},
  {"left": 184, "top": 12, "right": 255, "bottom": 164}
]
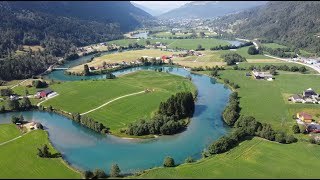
[
  {"left": 213, "top": 1, "right": 320, "bottom": 55},
  {"left": 159, "top": 1, "right": 267, "bottom": 19},
  {"left": 0, "top": 1, "right": 152, "bottom": 81}
]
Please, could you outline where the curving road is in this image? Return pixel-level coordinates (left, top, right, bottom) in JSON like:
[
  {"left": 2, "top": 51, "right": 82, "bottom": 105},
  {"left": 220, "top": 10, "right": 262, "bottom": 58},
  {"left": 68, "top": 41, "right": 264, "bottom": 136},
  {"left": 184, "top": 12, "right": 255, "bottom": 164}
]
[{"left": 80, "top": 91, "right": 145, "bottom": 115}]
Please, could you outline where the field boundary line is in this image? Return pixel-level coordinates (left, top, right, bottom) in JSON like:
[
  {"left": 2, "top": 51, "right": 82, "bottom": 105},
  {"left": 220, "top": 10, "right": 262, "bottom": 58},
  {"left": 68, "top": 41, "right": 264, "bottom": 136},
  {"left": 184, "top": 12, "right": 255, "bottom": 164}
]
[
  {"left": 0, "top": 131, "right": 30, "bottom": 146},
  {"left": 80, "top": 91, "right": 145, "bottom": 115},
  {"left": 10, "top": 79, "right": 29, "bottom": 89}
]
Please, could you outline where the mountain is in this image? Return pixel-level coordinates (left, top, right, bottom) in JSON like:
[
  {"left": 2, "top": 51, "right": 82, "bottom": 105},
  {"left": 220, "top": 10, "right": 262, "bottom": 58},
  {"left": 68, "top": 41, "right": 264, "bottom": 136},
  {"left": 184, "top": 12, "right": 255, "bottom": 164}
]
[
  {"left": 214, "top": 1, "right": 320, "bottom": 55},
  {"left": 4, "top": 1, "right": 153, "bottom": 32},
  {"left": 131, "top": 2, "right": 157, "bottom": 16},
  {"left": 159, "top": 1, "right": 267, "bottom": 19},
  {"left": 0, "top": 1, "right": 153, "bottom": 81}
]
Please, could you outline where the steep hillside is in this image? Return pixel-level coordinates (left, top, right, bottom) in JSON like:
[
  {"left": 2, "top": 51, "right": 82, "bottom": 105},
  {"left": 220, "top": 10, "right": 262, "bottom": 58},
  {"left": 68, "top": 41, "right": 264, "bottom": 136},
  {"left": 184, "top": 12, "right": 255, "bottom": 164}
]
[
  {"left": 159, "top": 1, "right": 267, "bottom": 19},
  {"left": 214, "top": 1, "right": 320, "bottom": 55},
  {"left": 0, "top": 1, "right": 152, "bottom": 81}
]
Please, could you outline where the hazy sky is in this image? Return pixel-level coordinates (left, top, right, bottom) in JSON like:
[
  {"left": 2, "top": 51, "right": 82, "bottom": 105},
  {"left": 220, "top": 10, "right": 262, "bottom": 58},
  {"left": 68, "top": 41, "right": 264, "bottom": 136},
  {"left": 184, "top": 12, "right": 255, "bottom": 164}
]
[{"left": 131, "top": 1, "right": 191, "bottom": 12}]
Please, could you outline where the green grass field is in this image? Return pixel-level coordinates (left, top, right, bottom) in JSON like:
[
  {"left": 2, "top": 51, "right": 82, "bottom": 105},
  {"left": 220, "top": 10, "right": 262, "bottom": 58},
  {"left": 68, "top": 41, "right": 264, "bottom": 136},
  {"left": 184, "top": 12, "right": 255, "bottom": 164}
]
[
  {"left": 215, "top": 46, "right": 272, "bottom": 59},
  {"left": 131, "top": 137, "right": 320, "bottom": 179},
  {"left": 150, "top": 31, "right": 218, "bottom": 38},
  {"left": 167, "top": 39, "right": 229, "bottom": 50},
  {"left": 42, "top": 71, "right": 196, "bottom": 132},
  {"left": 0, "top": 124, "right": 21, "bottom": 143},
  {"left": 261, "top": 43, "right": 313, "bottom": 57},
  {"left": 200, "top": 70, "right": 320, "bottom": 131},
  {"left": 0, "top": 127, "right": 82, "bottom": 178}
]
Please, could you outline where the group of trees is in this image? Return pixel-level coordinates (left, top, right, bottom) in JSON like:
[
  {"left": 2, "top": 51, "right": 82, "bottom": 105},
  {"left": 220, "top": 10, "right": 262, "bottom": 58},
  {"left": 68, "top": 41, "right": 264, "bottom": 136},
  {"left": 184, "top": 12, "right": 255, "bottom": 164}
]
[
  {"left": 247, "top": 46, "right": 262, "bottom": 55},
  {"left": 222, "top": 92, "right": 240, "bottom": 126},
  {"left": 223, "top": 79, "right": 240, "bottom": 89},
  {"left": 210, "top": 42, "right": 253, "bottom": 50},
  {"left": 83, "top": 164, "right": 121, "bottom": 179},
  {"left": 0, "top": 88, "right": 13, "bottom": 96},
  {"left": 163, "top": 156, "right": 175, "bottom": 167},
  {"left": 191, "top": 65, "right": 225, "bottom": 72},
  {"left": 158, "top": 92, "right": 195, "bottom": 120},
  {"left": 247, "top": 64, "right": 307, "bottom": 74},
  {"left": 128, "top": 42, "right": 144, "bottom": 49},
  {"left": 203, "top": 88, "right": 298, "bottom": 157},
  {"left": 126, "top": 92, "right": 195, "bottom": 136},
  {"left": 37, "top": 144, "right": 52, "bottom": 158},
  {"left": 262, "top": 47, "right": 297, "bottom": 58},
  {"left": 221, "top": 52, "right": 246, "bottom": 65},
  {"left": 206, "top": 116, "right": 297, "bottom": 156},
  {"left": 32, "top": 80, "right": 48, "bottom": 88},
  {"left": 37, "top": 144, "right": 61, "bottom": 158},
  {"left": 11, "top": 115, "right": 25, "bottom": 124},
  {"left": 70, "top": 113, "right": 109, "bottom": 134},
  {"left": 1, "top": 97, "right": 33, "bottom": 113},
  {"left": 64, "top": 53, "right": 80, "bottom": 61},
  {"left": 196, "top": 44, "right": 205, "bottom": 51}
]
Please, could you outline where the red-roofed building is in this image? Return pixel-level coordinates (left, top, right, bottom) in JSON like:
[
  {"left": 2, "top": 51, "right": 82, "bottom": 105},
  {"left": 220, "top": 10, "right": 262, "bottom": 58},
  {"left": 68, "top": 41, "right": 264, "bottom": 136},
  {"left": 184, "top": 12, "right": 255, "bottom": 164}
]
[{"left": 297, "top": 112, "right": 312, "bottom": 123}]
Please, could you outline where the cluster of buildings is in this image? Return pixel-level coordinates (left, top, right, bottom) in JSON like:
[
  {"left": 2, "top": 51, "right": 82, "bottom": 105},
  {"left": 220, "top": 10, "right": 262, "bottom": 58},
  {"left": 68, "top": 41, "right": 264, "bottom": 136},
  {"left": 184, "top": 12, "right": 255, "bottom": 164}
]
[
  {"left": 88, "top": 50, "right": 204, "bottom": 72},
  {"left": 289, "top": 88, "right": 320, "bottom": 104},
  {"left": 251, "top": 69, "right": 274, "bottom": 81},
  {"left": 35, "top": 89, "right": 58, "bottom": 99}
]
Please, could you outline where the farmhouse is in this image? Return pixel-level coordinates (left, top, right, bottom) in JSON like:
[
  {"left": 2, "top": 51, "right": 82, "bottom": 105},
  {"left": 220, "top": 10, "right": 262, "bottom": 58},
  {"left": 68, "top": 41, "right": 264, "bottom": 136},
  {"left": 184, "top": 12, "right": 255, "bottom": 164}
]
[
  {"left": 251, "top": 70, "right": 273, "bottom": 80},
  {"left": 290, "top": 94, "right": 304, "bottom": 103},
  {"left": 297, "top": 112, "right": 312, "bottom": 123},
  {"left": 303, "top": 88, "right": 317, "bottom": 98},
  {"left": 36, "top": 89, "right": 54, "bottom": 98}
]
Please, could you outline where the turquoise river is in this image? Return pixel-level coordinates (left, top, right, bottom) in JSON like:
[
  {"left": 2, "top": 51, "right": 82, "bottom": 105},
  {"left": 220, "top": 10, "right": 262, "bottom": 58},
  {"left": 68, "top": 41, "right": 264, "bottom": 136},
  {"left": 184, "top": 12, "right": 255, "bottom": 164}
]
[{"left": 0, "top": 50, "right": 231, "bottom": 174}]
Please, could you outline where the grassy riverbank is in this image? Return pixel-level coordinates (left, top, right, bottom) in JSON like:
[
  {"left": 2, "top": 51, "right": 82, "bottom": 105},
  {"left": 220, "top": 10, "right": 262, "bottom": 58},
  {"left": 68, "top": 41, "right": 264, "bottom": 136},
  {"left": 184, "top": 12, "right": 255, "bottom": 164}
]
[
  {"left": 42, "top": 71, "right": 196, "bottom": 133},
  {"left": 130, "top": 137, "right": 320, "bottom": 179},
  {"left": 199, "top": 70, "right": 320, "bottom": 132},
  {"left": 0, "top": 125, "right": 82, "bottom": 178}
]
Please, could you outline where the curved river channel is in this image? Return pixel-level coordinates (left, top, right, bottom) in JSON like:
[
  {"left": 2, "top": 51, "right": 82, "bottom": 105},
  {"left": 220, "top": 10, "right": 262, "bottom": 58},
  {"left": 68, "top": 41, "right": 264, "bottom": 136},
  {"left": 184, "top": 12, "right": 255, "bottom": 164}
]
[{"left": 0, "top": 51, "right": 231, "bottom": 174}]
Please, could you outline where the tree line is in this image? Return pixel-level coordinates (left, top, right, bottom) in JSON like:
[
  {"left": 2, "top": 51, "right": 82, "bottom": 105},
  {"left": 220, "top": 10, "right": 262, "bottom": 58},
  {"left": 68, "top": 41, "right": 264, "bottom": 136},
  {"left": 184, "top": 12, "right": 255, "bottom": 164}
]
[
  {"left": 210, "top": 42, "right": 253, "bottom": 50},
  {"left": 202, "top": 92, "right": 297, "bottom": 157}
]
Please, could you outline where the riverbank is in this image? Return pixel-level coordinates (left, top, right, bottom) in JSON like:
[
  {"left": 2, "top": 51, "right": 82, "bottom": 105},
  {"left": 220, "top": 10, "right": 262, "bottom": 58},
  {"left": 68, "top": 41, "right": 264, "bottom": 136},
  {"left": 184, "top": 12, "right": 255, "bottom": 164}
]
[
  {"left": 0, "top": 124, "right": 82, "bottom": 179},
  {"left": 2, "top": 62, "right": 231, "bottom": 174}
]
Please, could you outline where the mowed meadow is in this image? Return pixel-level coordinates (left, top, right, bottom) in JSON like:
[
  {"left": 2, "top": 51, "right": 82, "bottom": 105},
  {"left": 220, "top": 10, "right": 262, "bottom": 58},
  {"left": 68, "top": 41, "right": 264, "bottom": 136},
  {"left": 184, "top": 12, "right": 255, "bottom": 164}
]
[
  {"left": 132, "top": 137, "right": 320, "bottom": 179},
  {"left": 0, "top": 125, "right": 82, "bottom": 178},
  {"left": 42, "top": 71, "right": 196, "bottom": 132},
  {"left": 200, "top": 70, "right": 320, "bottom": 131}
]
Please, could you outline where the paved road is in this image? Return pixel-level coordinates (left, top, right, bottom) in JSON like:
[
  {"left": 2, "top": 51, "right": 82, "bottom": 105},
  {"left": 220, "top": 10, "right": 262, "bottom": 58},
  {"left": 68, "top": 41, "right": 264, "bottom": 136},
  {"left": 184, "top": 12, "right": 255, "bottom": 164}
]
[{"left": 81, "top": 91, "right": 145, "bottom": 115}]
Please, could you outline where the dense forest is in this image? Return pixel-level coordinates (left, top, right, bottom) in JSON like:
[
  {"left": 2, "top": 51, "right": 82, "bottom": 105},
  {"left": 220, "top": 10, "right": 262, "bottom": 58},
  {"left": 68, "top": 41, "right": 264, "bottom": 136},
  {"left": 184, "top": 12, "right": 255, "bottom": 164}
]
[
  {"left": 211, "top": 1, "right": 320, "bottom": 55},
  {"left": 0, "top": 1, "right": 153, "bottom": 81}
]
